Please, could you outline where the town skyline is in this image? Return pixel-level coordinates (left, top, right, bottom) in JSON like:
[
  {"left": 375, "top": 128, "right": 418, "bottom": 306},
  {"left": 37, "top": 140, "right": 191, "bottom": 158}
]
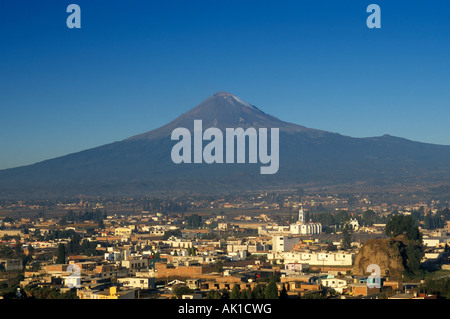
[{"left": 1, "top": 189, "right": 449, "bottom": 302}]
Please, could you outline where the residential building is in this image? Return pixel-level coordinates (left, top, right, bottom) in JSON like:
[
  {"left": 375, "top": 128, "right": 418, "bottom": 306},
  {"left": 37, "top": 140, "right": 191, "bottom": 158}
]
[
  {"left": 117, "top": 277, "right": 155, "bottom": 290},
  {"left": 269, "top": 250, "right": 355, "bottom": 267},
  {"left": 0, "top": 259, "right": 23, "bottom": 271},
  {"left": 272, "top": 236, "right": 300, "bottom": 252},
  {"left": 321, "top": 277, "right": 353, "bottom": 294}
]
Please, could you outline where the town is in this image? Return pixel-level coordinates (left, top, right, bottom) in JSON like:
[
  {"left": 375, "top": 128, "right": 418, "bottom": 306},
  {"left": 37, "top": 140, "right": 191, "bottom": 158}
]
[{"left": 0, "top": 189, "right": 449, "bottom": 300}]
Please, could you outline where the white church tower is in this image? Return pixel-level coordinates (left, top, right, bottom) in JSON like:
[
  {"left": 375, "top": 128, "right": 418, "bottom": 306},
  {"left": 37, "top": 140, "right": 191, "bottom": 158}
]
[
  {"left": 290, "top": 203, "right": 322, "bottom": 235},
  {"left": 298, "top": 205, "right": 304, "bottom": 224}
]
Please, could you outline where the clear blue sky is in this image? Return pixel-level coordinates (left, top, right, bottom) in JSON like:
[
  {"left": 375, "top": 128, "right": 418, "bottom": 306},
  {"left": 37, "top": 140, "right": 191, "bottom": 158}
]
[{"left": 1, "top": 0, "right": 449, "bottom": 169}]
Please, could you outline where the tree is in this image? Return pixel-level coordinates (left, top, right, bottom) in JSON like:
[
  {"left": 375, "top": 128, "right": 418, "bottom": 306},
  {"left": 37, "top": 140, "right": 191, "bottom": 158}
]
[
  {"left": 240, "top": 288, "right": 250, "bottom": 299},
  {"left": 67, "top": 233, "right": 81, "bottom": 255},
  {"left": 406, "top": 243, "right": 423, "bottom": 275},
  {"left": 335, "top": 210, "right": 350, "bottom": 225},
  {"left": 385, "top": 215, "right": 424, "bottom": 276},
  {"left": 244, "top": 288, "right": 252, "bottom": 299},
  {"left": 424, "top": 276, "right": 450, "bottom": 299},
  {"left": 214, "top": 259, "right": 223, "bottom": 273},
  {"left": 162, "top": 229, "right": 182, "bottom": 240},
  {"left": 361, "top": 210, "right": 376, "bottom": 226},
  {"left": 59, "top": 217, "right": 67, "bottom": 226},
  {"left": 251, "top": 284, "right": 265, "bottom": 299},
  {"left": 0, "top": 245, "right": 15, "bottom": 259},
  {"left": 424, "top": 213, "right": 444, "bottom": 230},
  {"left": 279, "top": 284, "right": 288, "bottom": 299},
  {"left": 385, "top": 215, "right": 421, "bottom": 241},
  {"left": 264, "top": 278, "right": 278, "bottom": 299},
  {"left": 342, "top": 222, "right": 353, "bottom": 250},
  {"left": 56, "top": 244, "right": 66, "bottom": 264},
  {"left": 206, "top": 290, "right": 222, "bottom": 299},
  {"left": 186, "top": 214, "right": 202, "bottom": 228},
  {"left": 230, "top": 284, "right": 241, "bottom": 299}
]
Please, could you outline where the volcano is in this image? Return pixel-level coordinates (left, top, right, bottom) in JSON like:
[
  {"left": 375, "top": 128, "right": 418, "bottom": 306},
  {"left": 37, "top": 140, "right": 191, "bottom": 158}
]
[{"left": 1, "top": 92, "right": 450, "bottom": 199}]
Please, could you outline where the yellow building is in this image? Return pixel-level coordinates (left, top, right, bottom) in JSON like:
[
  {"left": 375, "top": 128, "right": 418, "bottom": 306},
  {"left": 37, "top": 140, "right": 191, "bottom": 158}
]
[{"left": 78, "top": 286, "right": 136, "bottom": 299}]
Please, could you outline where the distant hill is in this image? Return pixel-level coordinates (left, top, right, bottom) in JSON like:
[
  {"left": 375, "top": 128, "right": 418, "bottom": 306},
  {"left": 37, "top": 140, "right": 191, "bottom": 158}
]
[{"left": 1, "top": 92, "right": 450, "bottom": 199}]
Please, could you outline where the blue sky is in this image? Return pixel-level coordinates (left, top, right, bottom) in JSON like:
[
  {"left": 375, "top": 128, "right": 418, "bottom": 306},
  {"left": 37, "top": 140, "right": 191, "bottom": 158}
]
[{"left": 1, "top": 0, "right": 449, "bottom": 169}]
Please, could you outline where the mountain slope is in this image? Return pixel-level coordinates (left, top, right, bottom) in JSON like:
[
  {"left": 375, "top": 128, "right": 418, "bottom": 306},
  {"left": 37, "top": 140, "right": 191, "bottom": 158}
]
[{"left": 1, "top": 92, "right": 450, "bottom": 198}]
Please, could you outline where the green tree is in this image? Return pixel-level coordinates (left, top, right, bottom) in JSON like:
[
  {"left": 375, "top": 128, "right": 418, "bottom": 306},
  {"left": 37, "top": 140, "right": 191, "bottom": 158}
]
[
  {"left": 162, "top": 229, "right": 182, "bottom": 240},
  {"left": 361, "top": 210, "right": 376, "bottom": 226},
  {"left": 239, "top": 288, "right": 249, "bottom": 299},
  {"left": 342, "top": 222, "right": 353, "bottom": 250},
  {"left": 264, "top": 279, "right": 279, "bottom": 299},
  {"left": 335, "top": 210, "right": 350, "bottom": 225},
  {"left": 251, "top": 284, "right": 265, "bottom": 299},
  {"left": 385, "top": 215, "right": 424, "bottom": 276},
  {"left": 245, "top": 288, "right": 252, "bottom": 299},
  {"left": 206, "top": 290, "right": 222, "bottom": 299},
  {"left": 0, "top": 245, "right": 15, "bottom": 258},
  {"left": 424, "top": 276, "right": 450, "bottom": 299},
  {"left": 214, "top": 259, "right": 223, "bottom": 273},
  {"left": 186, "top": 214, "right": 202, "bottom": 228},
  {"left": 385, "top": 215, "right": 421, "bottom": 241},
  {"left": 279, "top": 284, "right": 288, "bottom": 299},
  {"left": 67, "top": 233, "right": 81, "bottom": 255},
  {"left": 230, "top": 284, "right": 241, "bottom": 299},
  {"left": 405, "top": 243, "right": 423, "bottom": 275},
  {"left": 56, "top": 244, "right": 66, "bottom": 264}
]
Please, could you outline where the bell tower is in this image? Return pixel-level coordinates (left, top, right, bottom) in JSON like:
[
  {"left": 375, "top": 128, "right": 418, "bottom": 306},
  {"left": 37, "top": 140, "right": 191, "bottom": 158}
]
[{"left": 298, "top": 205, "right": 304, "bottom": 224}]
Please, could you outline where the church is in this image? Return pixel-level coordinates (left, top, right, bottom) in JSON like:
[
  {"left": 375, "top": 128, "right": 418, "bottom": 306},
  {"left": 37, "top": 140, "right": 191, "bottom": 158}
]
[{"left": 290, "top": 205, "right": 322, "bottom": 235}]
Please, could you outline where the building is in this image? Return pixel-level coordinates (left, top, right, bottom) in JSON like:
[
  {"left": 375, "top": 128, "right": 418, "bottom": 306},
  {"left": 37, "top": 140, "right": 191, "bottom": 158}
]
[
  {"left": 121, "top": 257, "right": 150, "bottom": 272},
  {"left": 218, "top": 223, "right": 228, "bottom": 231},
  {"left": 269, "top": 250, "right": 355, "bottom": 267},
  {"left": 0, "top": 230, "right": 23, "bottom": 237},
  {"left": 154, "top": 262, "right": 215, "bottom": 279},
  {"left": 290, "top": 207, "right": 322, "bottom": 235},
  {"left": 182, "top": 294, "right": 202, "bottom": 299},
  {"left": 349, "top": 283, "right": 380, "bottom": 296},
  {"left": 423, "top": 238, "right": 441, "bottom": 247},
  {"left": 165, "top": 236, "right": 193, "bottom": 249},
  {"left": 0, "top": 259, "right": 23, "bottom": 271},
  {"left": 114, "top": 227, "right": 133, "bottom": 237},
  {"left": 321, "top": 277, "right": 353, "bottom": 294},
  {"left": 77, "top": 286, "right": 136, "bottom": 299},
  {"left": 272, "top": 236, "right": 300, "bottom": 252},
  {"left": 117, "top": 277, "right": 155, "bottom": 290},
  {"left": 45, "top": 264, "right": 68, "bottom": 274},
  {"left": 284, "top": 263, "right": 309, "bottom": 272},
  {"left": 348, "top": 218, "right": 360, "bottom": 230},
  {"left": 290, "top": 223, "right": 322, "bottom": 235}
]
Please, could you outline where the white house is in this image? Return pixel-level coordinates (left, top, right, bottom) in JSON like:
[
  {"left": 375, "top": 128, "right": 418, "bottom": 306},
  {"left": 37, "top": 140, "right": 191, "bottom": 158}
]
[
  {"left": 285, "top": 263, "right": 309, "bottom": 272},
  {"left": 269, "top": 250, "right": 354, "bottom": 266},
  {"left": 321, "top": 277, "right": 352, "bottom": 294},
  {"left": 117, "top": 277, "right": 155, "bottom": 290}
]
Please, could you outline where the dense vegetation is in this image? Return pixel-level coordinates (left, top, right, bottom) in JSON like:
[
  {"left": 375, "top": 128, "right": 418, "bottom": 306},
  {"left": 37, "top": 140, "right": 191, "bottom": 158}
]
[{"left": 385, "top": 215, "right": 424, "bottom": 277}]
